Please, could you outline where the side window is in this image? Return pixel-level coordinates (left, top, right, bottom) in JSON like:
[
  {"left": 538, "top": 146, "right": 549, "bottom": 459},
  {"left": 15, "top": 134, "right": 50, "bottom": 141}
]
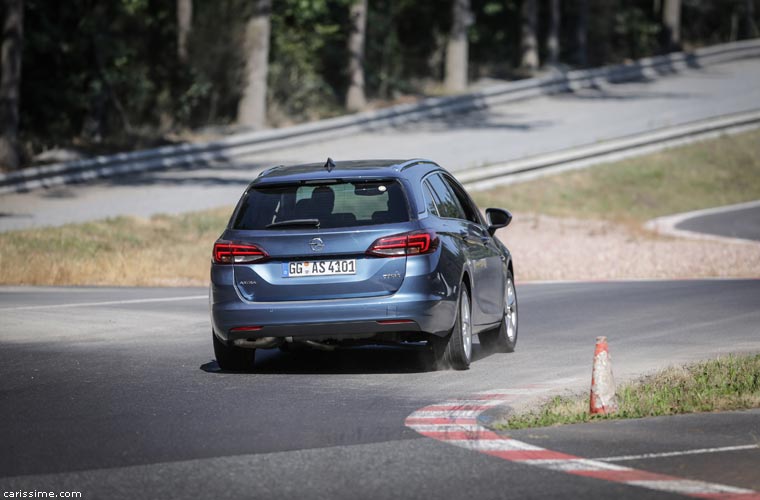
[
  {"left": 426, "top": 174, "right": 466, "bottom": 220},
  {"left": 442, "top": 175, "right": 483, "bottom": 225},
  {"left": 422, "top": 181, "right": 439, "bottom": 217}
]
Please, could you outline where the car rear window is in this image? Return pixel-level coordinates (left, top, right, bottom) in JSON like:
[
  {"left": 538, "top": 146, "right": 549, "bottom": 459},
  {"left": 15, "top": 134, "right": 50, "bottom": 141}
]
[{"left": 232, "top": 180, "right": 410, "bottom": 229}]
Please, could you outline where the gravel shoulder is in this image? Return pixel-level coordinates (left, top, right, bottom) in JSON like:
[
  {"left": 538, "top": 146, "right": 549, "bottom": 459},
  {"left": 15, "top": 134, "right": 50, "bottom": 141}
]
[{"left": 501, "top": 212, "right": 760, "bottom": 282}]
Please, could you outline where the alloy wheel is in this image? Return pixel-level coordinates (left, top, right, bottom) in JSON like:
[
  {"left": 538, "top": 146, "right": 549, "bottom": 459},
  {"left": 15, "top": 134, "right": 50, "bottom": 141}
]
[
  {"left": 461, "top": 290, "right": 472, "bottom": 361},
  {"left": 505, "top": 278, "right": 517, "bottom": 343}
]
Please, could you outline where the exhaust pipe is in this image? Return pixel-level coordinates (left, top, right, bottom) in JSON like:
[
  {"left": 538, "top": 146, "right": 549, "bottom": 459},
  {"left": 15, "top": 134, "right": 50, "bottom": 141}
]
[
  {"left": 283, "top": 337, "right": 337, "bottom": 351},
  {"left": 236, "top": 337, "right": 336, "bottom": 351},
  {"left": 233, "top": 337, "right": 282, "bottom": 349}
]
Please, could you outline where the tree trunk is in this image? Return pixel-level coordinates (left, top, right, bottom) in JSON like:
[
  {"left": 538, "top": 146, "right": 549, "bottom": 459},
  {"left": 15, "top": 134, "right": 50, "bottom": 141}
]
[
  {"left": 238, "top": 0, "right": 271, "bottom": 129},
  {"left": 547, "top": 0, "right": 560, "bottom": 67},
  {"left": 575, "top": 0, "right": 588, "bottom": 66},
  {"left": 0, "top": 0, "right": 23, "bottom": 170},
  {"left": 662, "top": 0, "right": 681, "bottom": 52},
  {"left": 520, "top": 0, "right": 539, "bottom": 72},
  {"left": 345, "top": 0, "right": 367, "bottom": 112},
  {"left": 444, "top": 0, "right": 471, "bottom": 93},
  {"left": 177, "top": 0, "right": 192, "bottom": 64}
]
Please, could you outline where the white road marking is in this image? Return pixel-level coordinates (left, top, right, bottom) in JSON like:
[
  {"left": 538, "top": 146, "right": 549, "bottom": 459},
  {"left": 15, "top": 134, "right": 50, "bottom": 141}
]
[
  {"left": 405, "top": 424, "right": 484, "bottom": 432},
  {"left": 408, "top": 410, "right": 485, "bottom": 418},
  {"left": 521, "top": 458, "right": 630, "bottom": 472},
  {"left": 595, "top": 444, "right": 760, "bottom": 462},
  {"left": 626, "top": 479, "right": 755, "bottom": 495},
  {"left": 435, "top": 399, "right": 506, "bottom": 407},
  {"left": 445, "top": 439, "right": 544, "bottom": 452},
  {"left": 0, "top": 295, "right": 207, "bottom": 311}
]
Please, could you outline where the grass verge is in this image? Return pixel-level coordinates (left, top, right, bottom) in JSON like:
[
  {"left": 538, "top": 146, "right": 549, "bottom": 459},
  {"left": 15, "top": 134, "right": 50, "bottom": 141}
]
[
  {"left": 495, "top": 354, "right": 760, "bottom": 430},
  {"left": 0, "top": 207, "right": 232, "bottom": 286},
  {"left": 473, "top": 128, "right": 760, "bottom": 223}
]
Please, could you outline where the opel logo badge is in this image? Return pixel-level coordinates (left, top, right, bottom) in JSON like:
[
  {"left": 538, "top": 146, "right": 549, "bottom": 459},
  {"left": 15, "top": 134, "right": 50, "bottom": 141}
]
[{"left": 309, "top": 237, "right": 325, "bottom": 252}]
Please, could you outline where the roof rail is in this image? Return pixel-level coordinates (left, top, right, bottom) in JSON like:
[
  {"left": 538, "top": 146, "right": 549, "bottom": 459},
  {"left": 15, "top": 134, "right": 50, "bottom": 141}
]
[{"left": 398, "top": 158, "right": 436, "bottom": 171}]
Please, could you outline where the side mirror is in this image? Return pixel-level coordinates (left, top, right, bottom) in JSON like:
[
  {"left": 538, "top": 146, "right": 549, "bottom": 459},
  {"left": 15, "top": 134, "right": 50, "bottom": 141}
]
[{"left": 485, "top": 208, "right": 512, "bottom": 235}]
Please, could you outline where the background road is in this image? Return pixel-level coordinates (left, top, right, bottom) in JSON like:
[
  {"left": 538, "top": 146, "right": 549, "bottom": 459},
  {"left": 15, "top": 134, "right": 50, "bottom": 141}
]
[
  {"left": 676, "top": 204, "right": 760, "bottom": 242},
  {"left": 1, "top": 280, "right": 759, "bottom": 498},
  {"left": 2, "top": 58, "right": 760, "bottom": 231}
]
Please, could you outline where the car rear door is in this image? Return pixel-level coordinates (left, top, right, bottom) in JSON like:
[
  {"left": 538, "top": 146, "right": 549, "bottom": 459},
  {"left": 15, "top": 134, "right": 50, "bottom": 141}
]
[{"left": 425, "top": 173, "right": 505, "bottom": 326}]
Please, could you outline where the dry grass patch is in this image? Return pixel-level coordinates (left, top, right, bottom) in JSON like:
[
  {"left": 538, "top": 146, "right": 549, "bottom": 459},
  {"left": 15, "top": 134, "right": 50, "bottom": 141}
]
[
  {"left": 473, "top": 128, "right": 760, "bottom": 223},
  {"left": 0, "top": 207, "right": 233, "bottom": 286}
]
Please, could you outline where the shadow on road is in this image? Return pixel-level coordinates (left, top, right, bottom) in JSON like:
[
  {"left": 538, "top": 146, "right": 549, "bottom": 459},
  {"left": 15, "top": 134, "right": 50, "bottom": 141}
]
[
  {"left": 388, "top": 107, "right": 555, "bottom": 133},
  {"left": 200, "top": 344, "right": 496, "bottom": 375}
]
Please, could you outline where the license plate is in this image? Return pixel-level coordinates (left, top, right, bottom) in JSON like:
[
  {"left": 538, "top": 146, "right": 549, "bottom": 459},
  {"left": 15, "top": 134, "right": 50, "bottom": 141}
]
[{"left": 283, "top": 259, "right": 357, "bottom": 277}]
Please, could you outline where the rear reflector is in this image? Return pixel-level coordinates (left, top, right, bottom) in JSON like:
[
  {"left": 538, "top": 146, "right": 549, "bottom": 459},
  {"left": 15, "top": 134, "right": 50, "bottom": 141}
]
[
  {"left": 376, "top": 319, "right": 415, "bottom": 325},
  {"left": 366, "top": 231, "right": 438, "bottom": 257},
  {"left": 213, "top": 241, "right": 268, "bottom": 264},
  {"left": 230, "top": 326, "right": 263, "bottom": 333}
]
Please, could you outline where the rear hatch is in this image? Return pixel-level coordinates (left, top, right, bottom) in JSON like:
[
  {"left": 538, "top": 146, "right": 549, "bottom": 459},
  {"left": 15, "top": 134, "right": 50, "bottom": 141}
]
[{"left": 220, "top": 179, "right": 415, "bottom": 302}]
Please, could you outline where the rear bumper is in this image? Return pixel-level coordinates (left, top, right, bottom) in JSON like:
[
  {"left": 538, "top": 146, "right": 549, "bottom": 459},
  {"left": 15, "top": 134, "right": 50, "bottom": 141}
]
[{"left": 210, "top": 291, "right": 455, "bottom": 343}]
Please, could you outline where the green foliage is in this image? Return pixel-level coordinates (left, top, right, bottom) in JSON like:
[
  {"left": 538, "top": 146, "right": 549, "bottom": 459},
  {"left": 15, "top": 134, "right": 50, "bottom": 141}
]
[
  {"left": 469, "top": 0, "right": 521, "bottom": 77},
  {"left": 364, "top": 0, "right": 447, "bottom": 97},
  {"left": 16, "top": 0, "right": 760, "bottom": 158},
  {"left": 182, "top": 1, "right": 248, "bottom": 126},
  {"left": 268, "top": 0, "right": 351, "bottom": 123},
  {"left": 613, "top": 5, "right": 660, "bottom": 60},
  {"left": 23, "top": 0, "right": 183, "bottom": 146}
]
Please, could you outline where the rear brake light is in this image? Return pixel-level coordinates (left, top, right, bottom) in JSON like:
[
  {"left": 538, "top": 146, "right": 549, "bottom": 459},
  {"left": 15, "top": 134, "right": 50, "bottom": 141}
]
[
  {"left": 366, "top": 231, "right": 438, "bottom": 257},
  {"left": 230, "top": 326, "right": 263, "bottom": 333},
  {"left": 213, "top": 241, "right": 268, "bottom": 264}
]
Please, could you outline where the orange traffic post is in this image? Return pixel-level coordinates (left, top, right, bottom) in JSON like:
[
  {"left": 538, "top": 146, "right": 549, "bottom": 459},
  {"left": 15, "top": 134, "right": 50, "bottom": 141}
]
[{"left": 590, "top": 336, "right": 618, "bottom": 415}]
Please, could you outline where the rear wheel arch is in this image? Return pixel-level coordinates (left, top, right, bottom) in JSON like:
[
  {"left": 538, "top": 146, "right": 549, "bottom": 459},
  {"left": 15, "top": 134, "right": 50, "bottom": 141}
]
[
  {"left": 457, "top": 270, "right": 472, "bottom": 326},
  {"left": 430, "top": 277, "right": 473, "bottom": 370},
  {"left": 479, "top": 268, "right": 518, "bottom": 353},
  {"left": 460, "top": 270, "right": 472, "bottom": 298}
]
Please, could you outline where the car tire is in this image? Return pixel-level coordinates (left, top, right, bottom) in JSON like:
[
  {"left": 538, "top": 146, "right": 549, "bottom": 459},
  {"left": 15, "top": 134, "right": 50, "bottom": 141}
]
[
  {"left": 212, "top": 331, "right": 255, "bottom": 371},
  {"left": 432, "top": 284, "right": 473, "bottom": 370},
  {"left": 479, "top": 270, "right": 518, "bottom": 353}
]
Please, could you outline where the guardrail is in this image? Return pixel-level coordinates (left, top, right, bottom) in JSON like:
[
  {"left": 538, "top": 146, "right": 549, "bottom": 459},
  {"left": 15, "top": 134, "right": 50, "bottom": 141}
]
[
  {"left": 2, "top": 38, "right": 760, "bottom": 195},
  {"left": 459, "top": 108, "right": 760, "bottom": 190}
]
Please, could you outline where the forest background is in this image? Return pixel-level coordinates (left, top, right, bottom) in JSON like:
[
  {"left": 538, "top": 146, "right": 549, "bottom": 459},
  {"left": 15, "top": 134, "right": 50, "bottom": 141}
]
[{"left": 0, "top": 0, "right": 757, "bottom": 170}]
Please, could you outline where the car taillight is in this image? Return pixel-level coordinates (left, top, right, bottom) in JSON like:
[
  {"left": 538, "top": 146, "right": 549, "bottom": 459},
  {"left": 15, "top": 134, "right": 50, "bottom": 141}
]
[
  {"left": 213, "top": 241, "right": 268, "bottom": 264},
  {"left": 366, "top": 231, "right": 438, "bottom": 257}
]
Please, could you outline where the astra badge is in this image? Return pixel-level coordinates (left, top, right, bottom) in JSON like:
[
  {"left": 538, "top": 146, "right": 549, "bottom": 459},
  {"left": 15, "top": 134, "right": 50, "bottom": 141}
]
[{"left": 309, "top": 237, "right": 325, "bottom": 252}]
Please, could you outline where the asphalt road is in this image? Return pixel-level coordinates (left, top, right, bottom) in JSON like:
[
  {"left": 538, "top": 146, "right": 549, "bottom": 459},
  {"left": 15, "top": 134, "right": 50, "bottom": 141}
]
[
  {"left": 2, "top": 57, "right": 760, "bottom": 231},
  {"left": 676, "top": 204, "right": 760, "bottom": 242},
  {"left": 505, "top": 410, "right": 760, "bottom": 492},
  {"left": 1, "top": 279, "right": 759, "bottom": 499}
]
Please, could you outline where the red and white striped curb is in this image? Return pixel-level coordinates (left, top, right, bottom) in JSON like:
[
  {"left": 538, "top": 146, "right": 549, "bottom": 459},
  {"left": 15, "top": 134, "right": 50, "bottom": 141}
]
[{"left": 405, "top": 389, "right": 760, "bottom": 499}]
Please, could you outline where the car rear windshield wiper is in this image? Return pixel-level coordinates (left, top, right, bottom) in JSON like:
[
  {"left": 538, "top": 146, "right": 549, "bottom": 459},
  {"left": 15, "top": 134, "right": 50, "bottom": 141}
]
[{"left": 265, "top": 219, "right": 321, "bottom": 229}]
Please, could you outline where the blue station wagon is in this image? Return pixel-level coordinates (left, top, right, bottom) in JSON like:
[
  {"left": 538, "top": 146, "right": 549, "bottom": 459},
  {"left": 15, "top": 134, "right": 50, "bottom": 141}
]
[{"left": 210, "top": 159, "right": 517, "bottom": 370}]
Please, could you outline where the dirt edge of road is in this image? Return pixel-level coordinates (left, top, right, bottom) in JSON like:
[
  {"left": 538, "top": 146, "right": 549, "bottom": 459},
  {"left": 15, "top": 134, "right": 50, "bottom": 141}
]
[{"left": 503, "top": 212, "right": 760, "bottom": 283}]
